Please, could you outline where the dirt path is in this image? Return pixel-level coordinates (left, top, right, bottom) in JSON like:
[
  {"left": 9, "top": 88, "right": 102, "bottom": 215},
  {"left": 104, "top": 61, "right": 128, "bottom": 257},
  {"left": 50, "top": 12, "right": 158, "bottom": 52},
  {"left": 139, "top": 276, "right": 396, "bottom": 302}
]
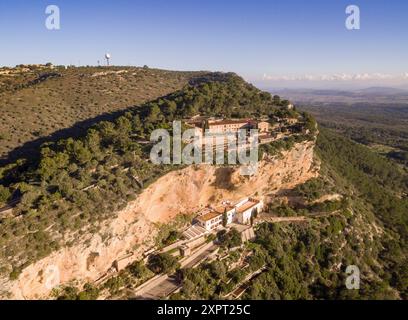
[
  {"left": 260, "top": 210, "right": 341, "bottom": 224},
  {"left": 263, "top": 216, "right": 308, "bottom": 223}
]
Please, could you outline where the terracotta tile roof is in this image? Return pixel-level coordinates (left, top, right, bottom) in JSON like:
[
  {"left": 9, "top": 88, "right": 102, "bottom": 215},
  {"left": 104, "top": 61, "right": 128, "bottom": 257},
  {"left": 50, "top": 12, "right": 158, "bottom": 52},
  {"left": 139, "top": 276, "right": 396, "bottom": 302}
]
[
  {"left": 197, "top": 211, "right": 222, "bottom": 222},
  {"left": 236, "top": 200, "right": 259, "bottom": 214},
  {"left": 213, "top": 205, "right": 235, "bottom": 214},
  {"left": 208, "top": 119, "right": 251, "bottom": 126}
]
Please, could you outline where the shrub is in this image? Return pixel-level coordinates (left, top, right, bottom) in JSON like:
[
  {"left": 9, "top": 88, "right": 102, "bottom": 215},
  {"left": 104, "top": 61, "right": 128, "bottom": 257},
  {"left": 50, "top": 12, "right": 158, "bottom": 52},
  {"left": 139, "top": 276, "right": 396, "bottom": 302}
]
[
  {"left": 148, "top": 253, "right": 180, "bottom": 275},
  {"left": 217, "top": 228, "right": 242, "bottom": 249},
  {"left": 0, "top": 185, "right": 11, "bottom": 204}
]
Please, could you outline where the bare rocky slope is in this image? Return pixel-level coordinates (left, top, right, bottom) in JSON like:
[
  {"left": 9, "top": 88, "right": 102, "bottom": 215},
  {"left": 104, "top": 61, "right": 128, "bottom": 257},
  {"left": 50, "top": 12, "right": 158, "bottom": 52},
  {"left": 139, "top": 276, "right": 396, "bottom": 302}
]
[{"left": 1, "top": 140, "right": 318, "bottom": 299}]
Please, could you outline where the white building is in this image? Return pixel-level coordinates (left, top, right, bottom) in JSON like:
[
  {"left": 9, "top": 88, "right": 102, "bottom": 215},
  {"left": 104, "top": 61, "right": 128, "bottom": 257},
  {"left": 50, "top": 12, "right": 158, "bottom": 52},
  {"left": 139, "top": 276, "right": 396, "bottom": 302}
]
[
  {"left": 195, "top": 198, "right": 263, "bottom": 231},
  {"left": 235, "top": 198, "right": 263, "bottom": 224},
  {"left": 196, "top": 211, "right": 223, "bottom": 231},
  {"left": 195, "top": 204, "right": 235, "bottom": 231}
]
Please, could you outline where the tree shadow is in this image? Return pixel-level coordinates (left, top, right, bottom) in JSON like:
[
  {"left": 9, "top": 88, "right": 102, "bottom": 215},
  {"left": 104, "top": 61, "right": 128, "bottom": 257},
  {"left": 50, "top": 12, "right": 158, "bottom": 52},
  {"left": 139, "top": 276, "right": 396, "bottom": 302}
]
[
  {"left": 0, "top": 72, "right": 229, "bottom": 167},
  {"left": 0, "top": 108, "right": 131, "bottom": 167}
]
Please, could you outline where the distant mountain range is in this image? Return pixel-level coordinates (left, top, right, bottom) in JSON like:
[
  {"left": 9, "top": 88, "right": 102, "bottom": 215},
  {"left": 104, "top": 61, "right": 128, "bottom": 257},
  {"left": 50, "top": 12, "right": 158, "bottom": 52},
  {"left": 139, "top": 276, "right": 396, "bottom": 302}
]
[
  {"left": 271, "top": 87, "right": 408, "bottom": 105},
  {"left": 354, "top": 86, "right": 408, "bottom": 95}
]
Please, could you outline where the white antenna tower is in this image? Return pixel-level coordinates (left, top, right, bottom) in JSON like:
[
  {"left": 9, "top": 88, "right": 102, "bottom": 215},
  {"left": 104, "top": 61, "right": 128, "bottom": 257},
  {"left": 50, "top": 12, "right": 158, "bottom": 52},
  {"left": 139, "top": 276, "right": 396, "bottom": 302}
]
[{"left": 105, "top": 53, "right": 111, "bottom": 66}]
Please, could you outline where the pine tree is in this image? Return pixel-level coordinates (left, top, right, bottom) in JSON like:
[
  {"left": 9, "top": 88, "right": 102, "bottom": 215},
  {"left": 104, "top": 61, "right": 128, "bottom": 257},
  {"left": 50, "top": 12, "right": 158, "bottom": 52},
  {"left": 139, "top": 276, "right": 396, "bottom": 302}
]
[{"left": 222, "top": 208, "right": 228, "bottom": 227}]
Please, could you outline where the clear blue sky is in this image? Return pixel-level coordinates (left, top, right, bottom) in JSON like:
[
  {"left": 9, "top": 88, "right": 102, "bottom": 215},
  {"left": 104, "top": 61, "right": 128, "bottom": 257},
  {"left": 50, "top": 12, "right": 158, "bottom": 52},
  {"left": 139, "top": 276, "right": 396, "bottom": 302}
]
[{"left": 0, "top": 0, "right": 407, "bottom": 86}]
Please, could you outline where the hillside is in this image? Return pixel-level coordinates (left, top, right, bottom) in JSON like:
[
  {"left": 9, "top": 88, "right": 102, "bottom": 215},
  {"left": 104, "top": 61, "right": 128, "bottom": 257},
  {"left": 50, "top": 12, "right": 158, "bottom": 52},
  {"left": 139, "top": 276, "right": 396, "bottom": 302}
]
[
  {"left": 2, "top": 141, "right": 318, "bottom": 299},
  {"left": 277, "top": 88, "right": 408, "bottom": 168},
  {"left": 0, "top": 73, "right": 317, "bottom": 298},
  {"left": 168, "top": 129, "right": 408, "bottom": 300},
  {"left": 0, "top": 70, "right": 406, "bottom": 300},
  {"left": 0, "top": 65, "right": 206, "bottom": 163}
]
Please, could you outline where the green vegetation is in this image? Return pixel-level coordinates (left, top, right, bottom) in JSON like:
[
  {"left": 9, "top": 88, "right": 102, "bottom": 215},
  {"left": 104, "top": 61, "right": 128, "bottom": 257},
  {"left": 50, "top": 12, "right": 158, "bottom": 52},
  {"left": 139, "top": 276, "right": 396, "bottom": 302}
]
[
  {"left": 4, "top": 67, "right": 404, "bottom": 301},
  {"left": 56, "top": 286, "right": 80, "bottom": 300},
  {"left": 55, "top": 282, "right": 102, "bottom": 300},
  {"left": 128, "top": 260, "right": 150, "bottom": 279},
  {"left": 294, "top": 177, "right": 334, "bottom": 202},
  {"left": 259, "top": 114, "right": 317, "bottom": 159},
  {"left": 55, "top": 258, "right": 153, "bottom": 300},
  {"left": 217, "top": 228, "right": 242, "bottom": 249},
  {"left": 175, "top": 212, "right": 400, "bottom": 300},
  {"left": 148, "top": 253, "right": 180, "bottom": 275},
  {"left": 76, "top": 284, "right": 100, "bottom": 300},
  {"left": 301, "top": 102, "right": 408, "bottom": 169},
  {"left": 101, "top": 259, "right": 153, "bottom": 298},
  {"left": 155, "top": 214, "right": 192, "bottom": 247},
  {"left": 0, "top": 66, "right": 202, "bottom": 160},
  {"left": 273, "top": 205, "right": 301, "bottom": 217},
  {"left": 317, "top": 128, "right": 408, "bottom": 239},
  {"left": 222, "top": 209, "right": 228, "bottom": 227},
  {"left": 243, "top": 221, "right": 398, "bottom": 300},
  {"left": 0, "top": 73, "right": 305, "bottom": 275},
  {"left": 50, "top": 126, "right": 407, "bottom": 301},
  {"left": 174, "top": 246, "right": 267, "bottom": 300},
  {"left": 315, "top": 128, "right": 408, "bottom": 299},
  {"left": 163, "top": 231, "right": 181, "bottom": 246},
  {"left": 0, "top": 185, "right": 11, "bottom": 205},
  {"left": 259, "top": 131, "right": 316, "bottom": 159},
  {"left": 173, "top": 127, "right": 408, "bottom": 300}
]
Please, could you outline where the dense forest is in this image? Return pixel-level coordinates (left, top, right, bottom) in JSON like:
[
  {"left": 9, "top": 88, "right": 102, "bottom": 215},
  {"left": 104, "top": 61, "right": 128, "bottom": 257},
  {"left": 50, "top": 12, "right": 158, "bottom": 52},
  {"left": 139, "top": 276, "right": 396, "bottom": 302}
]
[{"left": 300, "top": 103, "right": 408, "bottom": 168}]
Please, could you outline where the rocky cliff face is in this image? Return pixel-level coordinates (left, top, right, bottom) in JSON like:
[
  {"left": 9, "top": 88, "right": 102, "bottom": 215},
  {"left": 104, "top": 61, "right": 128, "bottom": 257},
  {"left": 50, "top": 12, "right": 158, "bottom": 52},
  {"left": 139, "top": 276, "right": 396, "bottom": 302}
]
[
  {"left": 139, "top": 140, "right": 319, "bottom": 223},
  {"left": 1, "top": 140, "right": 318, "bottom": 299}
]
